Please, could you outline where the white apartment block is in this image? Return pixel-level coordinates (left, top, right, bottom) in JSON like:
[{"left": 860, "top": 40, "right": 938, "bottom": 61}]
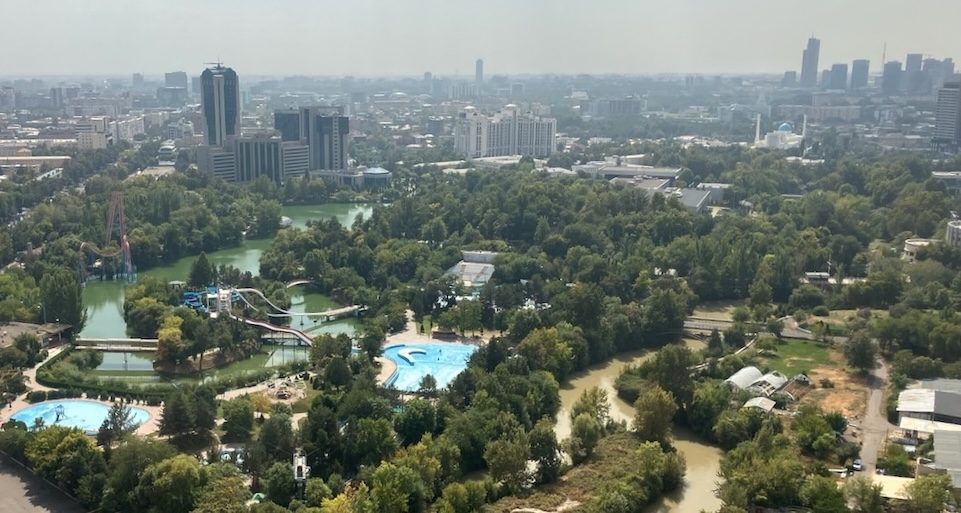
[
  {"left": 111, "top": 116, "right": 145, "bottom": 142},
  {"left": 454, "top": 105, "right": 556, "bottom": 159}
]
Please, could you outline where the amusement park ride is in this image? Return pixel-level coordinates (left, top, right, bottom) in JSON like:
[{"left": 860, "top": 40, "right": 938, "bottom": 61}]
[{"left": 79, "top": 191, "right": 135, "bottom": 283}]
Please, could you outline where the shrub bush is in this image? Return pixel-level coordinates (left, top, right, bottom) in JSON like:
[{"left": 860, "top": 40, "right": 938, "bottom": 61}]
[
  {"left": 25, "top": 391, "right": 47, "bottom": 403},
  {"left": 812, "top": 305, "right": 830, "bottom": 317}
]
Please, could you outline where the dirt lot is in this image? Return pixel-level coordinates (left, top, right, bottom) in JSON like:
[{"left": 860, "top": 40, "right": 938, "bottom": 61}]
[{"left": 799, "top": 352, "right": 869, "bottom": 418}]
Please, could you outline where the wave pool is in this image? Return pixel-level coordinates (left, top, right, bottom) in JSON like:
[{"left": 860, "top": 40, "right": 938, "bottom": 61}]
[
  {"left": 383, "top": 342, "right": 476, "bottom": 392},
  {"left": 11, "top": 400, "right": 151, "bottom": 434}
]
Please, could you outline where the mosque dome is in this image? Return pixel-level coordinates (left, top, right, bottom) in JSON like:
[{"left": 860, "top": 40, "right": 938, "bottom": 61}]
[{"left": 777, "top": 122, "right": 794, "bottom": 133}]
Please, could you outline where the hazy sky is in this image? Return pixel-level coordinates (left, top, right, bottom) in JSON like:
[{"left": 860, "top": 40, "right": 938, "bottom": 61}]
[{"left": 6, "top": 0, "right": 961, "bottom": 77}]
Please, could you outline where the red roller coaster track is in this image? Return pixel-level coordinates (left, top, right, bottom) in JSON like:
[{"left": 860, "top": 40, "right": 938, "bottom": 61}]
[{"left": 79, "top": 191, "right": 135, "bottom": 281}]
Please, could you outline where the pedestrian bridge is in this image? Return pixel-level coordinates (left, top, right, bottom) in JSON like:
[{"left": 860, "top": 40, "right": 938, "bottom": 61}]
[{"left": 75, "top": 338, "right": 159, "bottom": 352}]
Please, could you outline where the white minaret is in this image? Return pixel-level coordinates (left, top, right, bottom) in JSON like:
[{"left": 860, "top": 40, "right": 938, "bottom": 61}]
[
  {"left": 754, "top": 114, "right": 762, "bottom": 143},
  {"left": 801, "top": 115, "right": 808, "bottom": 138}
]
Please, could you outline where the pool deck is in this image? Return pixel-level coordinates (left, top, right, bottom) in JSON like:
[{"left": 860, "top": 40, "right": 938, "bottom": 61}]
[{"left": 374, "top": 356, "right": 397, "bottom": 385}]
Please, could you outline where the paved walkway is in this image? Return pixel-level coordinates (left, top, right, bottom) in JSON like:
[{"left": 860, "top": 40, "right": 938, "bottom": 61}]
[{"left": 21, "top": 345, "right": 68, "bottom": 393}]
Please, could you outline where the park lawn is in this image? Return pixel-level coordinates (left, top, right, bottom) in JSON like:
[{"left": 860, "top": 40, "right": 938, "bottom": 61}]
[
  {"left": 691, "top": 300, "right": 747, "bottom": 321},
  {"left": 761, "top": 339, "right": 837, "bottom": 376}
]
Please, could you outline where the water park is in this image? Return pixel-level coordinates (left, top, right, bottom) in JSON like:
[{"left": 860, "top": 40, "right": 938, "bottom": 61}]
[{"left": 3, "top": 201, "right": 482, "bottom": 442}]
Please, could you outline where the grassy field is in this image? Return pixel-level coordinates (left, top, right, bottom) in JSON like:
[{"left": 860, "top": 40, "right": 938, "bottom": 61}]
[
  {"left": 691, "top": 300, "right": 746, "bottom": 321},
  {"left": 761, "top": 339, "right": 837, "bottom": 376}
]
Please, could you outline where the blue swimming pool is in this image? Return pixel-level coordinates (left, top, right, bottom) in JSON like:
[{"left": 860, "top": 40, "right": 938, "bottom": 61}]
[
  {"left": 11, "top": 400, "right": 151, "bottom": 434},
  {"left": 383, "top": 342, "right": 476, "bottom": 392}
]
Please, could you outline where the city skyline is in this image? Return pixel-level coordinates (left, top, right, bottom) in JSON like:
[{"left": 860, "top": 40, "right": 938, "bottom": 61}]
[{"left": 4, "top": 0, "right": 961, "bottom": 77}]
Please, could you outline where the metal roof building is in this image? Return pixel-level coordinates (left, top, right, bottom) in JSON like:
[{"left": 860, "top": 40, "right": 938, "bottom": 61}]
[
  {"left": 932, "top": 430, "right": 961, "bottom": 488},
  {"left": 919, "top": 379, "right": 961, "bottom": 394},
  {"left": 749, "top": 371, "right": 790, "bottom": 397},
  {"left": 743, "top": 397, "right": 776, "bottom": 412},
  {"left": 725, "top": 366, "right": 763, "bottom": 390},
  {"left": 898, "top": 389, "right": 961, "bottom": 422}
]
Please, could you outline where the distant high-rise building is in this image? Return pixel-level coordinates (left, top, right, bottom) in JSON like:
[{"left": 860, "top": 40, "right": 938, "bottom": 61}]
[
  {"left": 882, "top": 61, "right": 903, "bottom": 95},
  {"left": 820, "top": 69, "right": 831, "bottom": 88},
  {"left": 906, "top": 53, "right": 923, "bottom": 73},
  {"left": 782, "top": 71, "right": 798, "bottom": 87},
  {"left": 424, "top": 71, "right": 432, "bottom": 82},
  {"left": 200, "top": 65, "right": 240, "bottom": 146},
  {"left": 235, "top": 135, "right": 310, "bottom": 185},
  {"left": 588, "top": 97, "right": 643, "bottom": 118},
  {"left": 828, "top": 64, "right": 848, "bottom": 90},
  {"left": 800, "top": 37, "right": 821, "bottom": 87},
  {"left": 165, "top": 71, "right": 189, "bottom": 89},
  {"left": 850, "top": 60, "right": 870, "bottom": 89},
  {"left": 934, "top": 82, "right": 961, "bottom": 151},
  {"left": 132, "top": 73, "right": 144, "bottom": 88},
  {"left": 454, "top": 105, "right": 556, "bottom": 158},
  {"left": 191, "top": 76, "right": 201, "bottom": 95},
  {"left": 157, "top": 87, "right": 188, "bottom": 107},
  {"left": 944, "top": 59, "right": 956, "bottom": 81},
  {"left": 923, "top": 58, "right": 945, "bottom": 90},
  {"left": 904, "top": 53, "right": 925, "bottom": 94},
  {"left": 300, "top": 107, "right": 349, "bottom": 171},
  {"left": 475, "top": 59, "right": 484, "bottom": 85},
  {"left": 273, "top": 110, "right": 302, "bottom": 141}
]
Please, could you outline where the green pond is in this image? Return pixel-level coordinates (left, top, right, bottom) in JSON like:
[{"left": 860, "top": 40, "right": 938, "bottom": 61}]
[
  {"left": 80, "top": 203, "right": 374, "bottom": 340},
  {"left": 91, "top": 344, "right": 311, "bottom": 383}
]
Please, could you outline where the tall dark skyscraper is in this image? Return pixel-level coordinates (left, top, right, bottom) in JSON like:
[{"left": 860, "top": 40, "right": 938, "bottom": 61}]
[
  {"left": 882, "top": 61, "right": 903, "bottom": 96},
  {"left": 273, "top": 110, "right": 302, "bottom": 141},
  {"left": 200, "top": 65, "right": 240, "bottom": 146},
  {"left": 475, "top": 58, "right": 484, "bottom": 85},
  {"left": 800, "top": 37, "right": 820, "bottom": 88},
  {"left": 906, "top": 53, "right": 923, "bottom": 73},
  {"left": 165, "top": 71, "right": 188, "bottom": 89},
  {"left": 300, "top": 107, "right": 349, "bottom": 171},
  {"left": 850, "top": 60, "right": 870, "bottom": 89},
  {"left": 828, "top": 64, "right": 848, "bottom": 90},
  {"left": 934, "top": 82, "right": 961, "bottom": 151}
]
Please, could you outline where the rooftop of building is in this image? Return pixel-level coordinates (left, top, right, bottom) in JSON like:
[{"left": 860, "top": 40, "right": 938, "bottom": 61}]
[
  {"left": 933, "top": 430, "right": 961, "bottom": 488},
  {"left": 898, "top": 388, "right": 961, "bottom": 416},
  {"left": 932, "top": 171, "right": 961, "bottom": 178},
  {"left": 363, "top": 167, "right": 391, "bottom": 176}
]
